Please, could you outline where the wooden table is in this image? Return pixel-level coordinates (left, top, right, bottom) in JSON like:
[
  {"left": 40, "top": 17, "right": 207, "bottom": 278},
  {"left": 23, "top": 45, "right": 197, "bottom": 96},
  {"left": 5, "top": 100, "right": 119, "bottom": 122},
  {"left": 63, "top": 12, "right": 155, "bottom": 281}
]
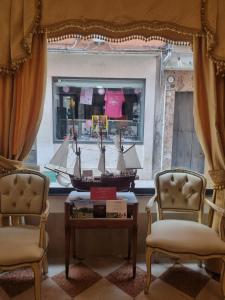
[{"left": 65, "top": 191, "right": 138, "bottom": 278}]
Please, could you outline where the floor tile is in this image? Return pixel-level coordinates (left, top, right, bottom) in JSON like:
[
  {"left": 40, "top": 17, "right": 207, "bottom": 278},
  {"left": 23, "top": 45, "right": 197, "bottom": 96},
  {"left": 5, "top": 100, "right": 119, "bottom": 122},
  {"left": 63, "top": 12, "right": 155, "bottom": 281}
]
[
  {"left": 152, "top": 263, "right": 171, "bottom": 277},
  {"left": 183, "top": 263, "right": 209, "bottom": 277},
  {"left": 13, "top": 278, "right": 71, "bottom": 300},
  {"left": 0, "top": 287, "right": 10, "bottom": 300},
  {"left": 52, "top": 262, "right": 101, "bottom": 298},
  {"left": 74, "top": 278, "right": 132, "bottom": 300},
  {"left": 106, "top": 263, "right": 149, "bottom": 298},
  {"left": 0, "top": 268, "right": 35, "bottom": 297},
  {"left": 196, "top": 279, "right": 223, "bottom": 300},
  {"left": 84, "top": 255, "right": 125, "bottom": 277},
  {"left": 136, "top": 279, "right": 193, "bottom": 300},
  {"left": 0, "top": 260, "right": 222, "bottom": 300},
  {"left": 47, "top": 264, "right": 65, "bottom": 277},
  {"left": 41, "top": 278, "right": 72, "bottom": 300},
  {"left": 160, "top": 264, "right": 209, "bottom": 298}
]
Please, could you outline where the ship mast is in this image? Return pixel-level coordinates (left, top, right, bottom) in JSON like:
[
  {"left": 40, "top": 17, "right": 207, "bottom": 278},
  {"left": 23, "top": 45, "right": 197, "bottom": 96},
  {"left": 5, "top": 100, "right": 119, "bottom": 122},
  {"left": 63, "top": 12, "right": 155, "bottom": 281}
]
[
  {"left": 99, "top": 127, "right": 106, "bottom": 174},
  {"left": 117, "top": 128, "right": 126, "bottom": 174},
  {"left": 70, "top": 98, "right": 81, "bottom": 178},
  {"left": 119, "top": 128, "right": 124, "bottom": 153}
]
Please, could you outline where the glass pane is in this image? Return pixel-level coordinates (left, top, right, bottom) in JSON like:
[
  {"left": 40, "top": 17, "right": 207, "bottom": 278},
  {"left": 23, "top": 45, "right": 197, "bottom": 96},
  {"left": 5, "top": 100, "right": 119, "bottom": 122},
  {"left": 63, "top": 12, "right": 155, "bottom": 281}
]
[{"left": 52, "top": 78, "right": 145, "bottom": 144}]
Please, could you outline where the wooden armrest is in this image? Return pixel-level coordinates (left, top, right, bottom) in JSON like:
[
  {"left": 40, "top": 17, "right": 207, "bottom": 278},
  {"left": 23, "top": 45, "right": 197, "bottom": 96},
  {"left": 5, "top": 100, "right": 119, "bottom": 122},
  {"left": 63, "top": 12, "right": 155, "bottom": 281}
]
[
  {"left": 205, "top": 198, "right": 225, "bottom": 241},
  {"left": 39, "top": 200, "right": 50, "bottom": 248},
  {"left": 204, "top": 198, "right": 225, "bottom": 217},
  {"left": 41, "top": 200, "right": 50, "bottom": 223},
  {"left": 146, "top": 195, "right": 158, "bottom": 235},
  {"left": 146, "top": 195, "right": 157, "bottom": 212}
]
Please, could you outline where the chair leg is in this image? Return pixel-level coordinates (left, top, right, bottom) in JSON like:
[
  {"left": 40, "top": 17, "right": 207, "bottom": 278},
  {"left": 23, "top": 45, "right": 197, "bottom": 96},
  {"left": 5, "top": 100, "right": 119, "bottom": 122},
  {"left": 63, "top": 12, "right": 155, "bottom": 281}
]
[
  {"left": 220, "top": 257, "right": 225, "bottom": 299},
  {"left": 32, "top": 262, "right": 42, "bottom": 300},
  {"left": 42, "top": 253, "right": 48, "bottom": 275},
  {"left": 144, "top": 247, "right": 153, "bottom": 294},
  {"left": 198, "top": 260, "right": 203, "bottom": 268}
]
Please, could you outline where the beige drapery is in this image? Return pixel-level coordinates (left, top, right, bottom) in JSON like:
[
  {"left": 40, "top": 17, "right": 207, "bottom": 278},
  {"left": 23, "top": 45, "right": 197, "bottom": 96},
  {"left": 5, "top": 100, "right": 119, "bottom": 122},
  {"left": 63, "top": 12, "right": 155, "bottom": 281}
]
[
  {"left": 194, "top": 36, "right": 225, "bottom": 229},
  {"left": 193, "top": 37, "right": 225, "bottom": 179},
  {"left": 193, "top": 36, "right": 225, "bottom": 272},
  {"left": 0, "top": 33, "right": 46, "bottom": 172},
  {"left": 1, "top": 0, "right": 225, "bottom": 76}
]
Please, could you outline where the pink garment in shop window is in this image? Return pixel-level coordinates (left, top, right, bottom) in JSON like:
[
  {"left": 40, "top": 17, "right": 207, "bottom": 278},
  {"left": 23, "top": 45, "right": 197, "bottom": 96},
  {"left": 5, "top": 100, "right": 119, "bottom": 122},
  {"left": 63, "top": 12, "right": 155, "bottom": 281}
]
[{"left": 104, "top": 90, "right": 125, "bottom": 118}]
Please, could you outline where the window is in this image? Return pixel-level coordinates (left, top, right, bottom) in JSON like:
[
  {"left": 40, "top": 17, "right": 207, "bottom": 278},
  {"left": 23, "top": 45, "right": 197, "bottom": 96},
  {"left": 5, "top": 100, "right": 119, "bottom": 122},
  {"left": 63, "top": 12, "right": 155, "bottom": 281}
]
[
  {"left": 33, "top": 41, "right": 200, "bottom": 188},
  {"left": 52, "top": 77, "right": 145, "bottom": 144}
]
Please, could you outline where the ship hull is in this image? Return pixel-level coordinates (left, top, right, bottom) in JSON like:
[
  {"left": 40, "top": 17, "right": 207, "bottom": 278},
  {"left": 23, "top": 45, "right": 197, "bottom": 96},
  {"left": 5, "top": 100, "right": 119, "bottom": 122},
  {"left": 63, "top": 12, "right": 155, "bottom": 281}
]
[{"left": 69, "top": 174, "right": 136, "bottom": 192}]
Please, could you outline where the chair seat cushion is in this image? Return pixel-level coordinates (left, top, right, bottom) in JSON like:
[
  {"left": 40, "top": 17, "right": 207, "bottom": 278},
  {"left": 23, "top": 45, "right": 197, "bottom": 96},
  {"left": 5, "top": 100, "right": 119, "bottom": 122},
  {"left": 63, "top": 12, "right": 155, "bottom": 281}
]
[
  {"left": 146, "top": 220, "right": 225, "bottom": 256},
  {"left": 0, "top": 226, "right": 48, "bottom": 266}
]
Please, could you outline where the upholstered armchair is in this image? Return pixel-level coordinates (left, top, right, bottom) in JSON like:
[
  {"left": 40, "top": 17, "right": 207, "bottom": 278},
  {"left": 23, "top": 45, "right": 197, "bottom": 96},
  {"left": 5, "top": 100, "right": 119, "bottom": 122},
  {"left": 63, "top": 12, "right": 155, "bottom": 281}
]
[
  {"left": 0, "top": 169, "right": 50, "bottom": 300},
  {"left": 145, "top": 169, "right": 225, "bottom": 297}
]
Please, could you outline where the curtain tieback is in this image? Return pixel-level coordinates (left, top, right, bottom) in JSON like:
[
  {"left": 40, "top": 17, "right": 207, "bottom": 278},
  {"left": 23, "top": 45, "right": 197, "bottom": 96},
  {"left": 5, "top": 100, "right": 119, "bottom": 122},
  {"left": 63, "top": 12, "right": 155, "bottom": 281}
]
[
  {"left": 209, "top": 170, "right": 225, "bottom": 190},
  {"left": 0, "top": 155, "right": 22, "bottom": 174}
]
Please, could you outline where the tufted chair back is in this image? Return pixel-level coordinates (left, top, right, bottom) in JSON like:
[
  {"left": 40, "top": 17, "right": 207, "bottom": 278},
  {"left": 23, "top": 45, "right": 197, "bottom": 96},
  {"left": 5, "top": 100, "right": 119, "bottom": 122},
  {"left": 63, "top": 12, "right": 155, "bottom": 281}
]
[
  {"left": 0, "top": 169, "right": 49, "bottom": 216},
  {"left": 155, "top": 169, "right": 206, "bottom": 218}
]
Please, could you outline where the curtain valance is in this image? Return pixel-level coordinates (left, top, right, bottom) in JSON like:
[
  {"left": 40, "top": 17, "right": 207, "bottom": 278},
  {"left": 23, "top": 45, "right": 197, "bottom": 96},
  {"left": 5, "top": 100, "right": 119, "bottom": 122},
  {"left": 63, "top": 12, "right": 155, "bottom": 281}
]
[
  {"left": 40, "top": 0, "right": 202, "bottom": 41},
  {"left": 0, "top": 0, "right": 225, "bottom": 75}
]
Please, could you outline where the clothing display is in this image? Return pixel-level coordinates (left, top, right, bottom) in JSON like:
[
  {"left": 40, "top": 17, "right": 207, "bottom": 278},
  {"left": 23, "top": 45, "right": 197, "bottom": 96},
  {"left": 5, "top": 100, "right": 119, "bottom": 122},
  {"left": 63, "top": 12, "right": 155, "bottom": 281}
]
[
  {"left": 104, "top": 90, "right": 125, "bottom": 118},
  {"left": 56, "top": 107, "right": 67, "bottom": 139},
  {"left": 123, "top": 90, "right": 138, "bottom": 120},
  {"left": 80, "top": 87, "right": 93, "bottom": 105}
]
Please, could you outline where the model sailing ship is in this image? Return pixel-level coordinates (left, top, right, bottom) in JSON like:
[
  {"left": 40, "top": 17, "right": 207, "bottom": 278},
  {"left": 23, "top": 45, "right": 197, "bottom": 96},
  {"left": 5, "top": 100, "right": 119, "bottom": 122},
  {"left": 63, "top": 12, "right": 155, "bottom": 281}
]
[{"left": 46, "top": 104, "right": 141, "bottom": 191}]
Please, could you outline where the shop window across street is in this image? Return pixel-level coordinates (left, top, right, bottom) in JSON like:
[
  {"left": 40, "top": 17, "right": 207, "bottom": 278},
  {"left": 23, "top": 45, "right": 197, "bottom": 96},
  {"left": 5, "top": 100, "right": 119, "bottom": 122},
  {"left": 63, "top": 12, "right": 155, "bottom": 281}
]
[{"left": 52, "top": 77, "right": 145, "bottom": 144}]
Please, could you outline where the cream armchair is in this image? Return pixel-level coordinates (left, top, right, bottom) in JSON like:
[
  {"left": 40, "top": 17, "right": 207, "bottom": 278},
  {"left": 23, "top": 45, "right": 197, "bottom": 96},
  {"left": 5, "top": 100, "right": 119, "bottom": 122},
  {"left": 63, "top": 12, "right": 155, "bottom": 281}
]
[
  {"left": 145, "top": 169, "right": 225, "bottom": 297},
  {"left": 0, "top": 169, "right": 50, "bottom": 300}
]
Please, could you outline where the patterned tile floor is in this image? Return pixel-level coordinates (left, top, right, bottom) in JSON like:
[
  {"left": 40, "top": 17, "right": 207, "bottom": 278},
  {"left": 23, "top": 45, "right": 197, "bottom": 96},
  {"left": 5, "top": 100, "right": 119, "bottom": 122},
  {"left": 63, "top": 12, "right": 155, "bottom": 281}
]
[{"left": 0, "top": 256, "right": 223, "bottom": 299}]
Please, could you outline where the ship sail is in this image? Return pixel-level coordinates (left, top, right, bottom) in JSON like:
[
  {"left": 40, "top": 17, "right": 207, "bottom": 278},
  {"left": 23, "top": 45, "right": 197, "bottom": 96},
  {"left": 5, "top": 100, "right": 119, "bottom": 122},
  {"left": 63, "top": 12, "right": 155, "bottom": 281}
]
[
  {"left": 73, "top": 156, "right": 81, "bottom": 178},
  {"left": 114, "top": 131, "right": 141, "bottom": 172},
  {"left": 56, "top": 173, "right": 71, "bottom": 187},
  {"left": 46, "top": 128, "right": 141, "bottom": 190},
  {"left": 45, "top": 138, "right": 72, "bottom": 186},
  {"left": 96, "top": 129, "right": 106, "bottom": 174},
  {"left": 48, "top": 138, "right": 69, "bottom": 172},
  {"left": 113, "top": 134, "right": 121, "bottom": 151},
  {"left": 98, "top": 150, "right": 105, "bottom": 173},
  {"left": 123, "top": 144, "right": 141, "bottom": 169},
  {"left": 117, "top": 151, "right": 126, "bottom": 172}
]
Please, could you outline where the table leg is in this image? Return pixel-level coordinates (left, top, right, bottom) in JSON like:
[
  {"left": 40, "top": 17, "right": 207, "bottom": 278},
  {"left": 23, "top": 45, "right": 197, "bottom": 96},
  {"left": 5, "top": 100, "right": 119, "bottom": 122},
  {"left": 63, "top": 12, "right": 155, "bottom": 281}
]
[
  {"left": 65, "top": 225, "right": 71, "bottom": 279},
  {"left": 72, "top": 227, "right": 76, "bottom": 259},
  {"left": 132, "top": 225, "right": 137, "bottom": 278},
  {"left": 128, "top": 228, "right": 131, "bottom": 260}
]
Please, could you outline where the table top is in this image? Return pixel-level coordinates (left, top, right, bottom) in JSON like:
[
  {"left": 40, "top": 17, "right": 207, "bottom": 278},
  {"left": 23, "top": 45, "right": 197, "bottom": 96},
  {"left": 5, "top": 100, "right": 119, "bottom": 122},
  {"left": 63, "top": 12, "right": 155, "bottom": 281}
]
[{"left": 66, "top": 191, "right": 138, "bottom": 204}]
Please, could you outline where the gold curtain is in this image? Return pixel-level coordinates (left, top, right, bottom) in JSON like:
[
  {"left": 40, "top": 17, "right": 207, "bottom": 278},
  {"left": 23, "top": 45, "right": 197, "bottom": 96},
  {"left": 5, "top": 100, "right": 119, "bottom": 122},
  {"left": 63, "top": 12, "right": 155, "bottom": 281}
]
[
  {"left": 0, "top": 33, "right": 46, "bottom": 172},
  {"left": 40, "top": 0, "right": 202, "bottom": 42},
  {"left": 193, "top": 36, "right": 225, "bottom": 272},
  {"left": 1, "top": 0, "right": 225, "bottom": 75},
  {"left": 0, "top": 0, "right": 40, "bottom": 74}
]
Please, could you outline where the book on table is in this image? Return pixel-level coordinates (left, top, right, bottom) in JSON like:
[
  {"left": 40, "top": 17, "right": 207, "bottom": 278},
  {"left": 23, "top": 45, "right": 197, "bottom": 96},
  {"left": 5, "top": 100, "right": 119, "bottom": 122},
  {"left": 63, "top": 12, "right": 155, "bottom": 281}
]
[
  {"left": 106, "top": 199, "right": 127, "bottom": 218},
  {"left": 71, "top": 187, "right": 127, "bottom": 218},
  {"left": 93, "top": 201, "right": 106, "bottom": 218},
  {"left": 72, "top": 199, "right": 94, "bottom": 218}
]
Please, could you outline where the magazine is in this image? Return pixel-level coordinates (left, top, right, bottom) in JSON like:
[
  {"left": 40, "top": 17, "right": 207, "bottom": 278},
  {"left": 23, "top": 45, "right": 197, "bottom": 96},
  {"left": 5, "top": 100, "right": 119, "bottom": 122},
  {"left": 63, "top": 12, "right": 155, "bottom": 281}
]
[
  {"left": 72, "top": 199, "right": 94, "bottom": 218},
  {"left": 106, "top": 199, "right": 127, "bottom": 218}
]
